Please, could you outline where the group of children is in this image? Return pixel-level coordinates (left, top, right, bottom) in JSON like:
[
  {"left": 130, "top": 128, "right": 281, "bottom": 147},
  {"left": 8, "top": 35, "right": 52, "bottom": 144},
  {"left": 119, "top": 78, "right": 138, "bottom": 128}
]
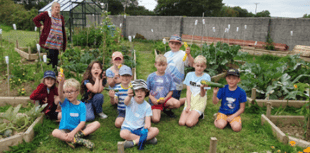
[{"left": 30, "top": 34, "right": 247, "bottom": 150}]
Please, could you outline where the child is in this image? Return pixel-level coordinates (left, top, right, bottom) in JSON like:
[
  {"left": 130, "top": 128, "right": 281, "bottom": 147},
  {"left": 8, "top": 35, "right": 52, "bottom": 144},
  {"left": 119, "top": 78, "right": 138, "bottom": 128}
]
[
  {"left": 164, "top": 34, "right": 194, "bottom": 117},
  {"left": 81, "top": 61, "right": 108, "bottom": 119},
  {"left": 212, "top": 68, "right": 247, "bottom": 132},
  {"left": 179, "top": 55, "right": 211, "bottom": 127},
  {"left": 147, "top": 55, "right": 181, "bottom": 122},
  {"left": 120, "top": 79, "right": 159, "bottom": 149},
  {"left": 30, "top": 70, "right": 61, "bottom": 120},
  {"left": 106, "top": 51, "right": 123, "bottom": 88},
  {"left": 108, "top": 65, "right": 132, "bottom": 128},
  {"left": 52, "top": 73, "right": 100, "bottom": 149}
]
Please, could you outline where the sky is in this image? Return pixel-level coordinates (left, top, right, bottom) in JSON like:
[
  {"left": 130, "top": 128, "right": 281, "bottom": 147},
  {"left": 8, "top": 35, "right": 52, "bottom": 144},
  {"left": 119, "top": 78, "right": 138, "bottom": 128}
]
[{"left": 138, "top": 0, "right": 310, "bottom": 18}]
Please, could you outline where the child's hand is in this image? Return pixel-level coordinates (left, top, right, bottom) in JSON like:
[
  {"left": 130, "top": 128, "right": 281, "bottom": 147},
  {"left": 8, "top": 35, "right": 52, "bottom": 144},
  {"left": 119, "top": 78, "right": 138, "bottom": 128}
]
[
  {"left": 213, "top": 87, "right": 219, "bottom": 94},
  {"left": 43, "top": 97, "right": 48, "bottom": 103},
  {"left": 54, "top": 96, "right": 60, "bottom": 104},
  {"left": 158, "top": 98, "right": 165, "bottom": 104},
  {"left": 57, "top": 72, "right": 65, "bottom": 83},
  {"left": 185, "top": 47, "right": 191, "bottom": 55},
  {"left": 144, "top": 123, "right": 150, "bottom": 129},
  {"left": 200, "top": 84, "right": 209, "bottom": 88},
  {"left": 102, "top": 71, "right": 106, "bottom": 79},
  {"left": 66, "top": 132, "right": 75, "bottom": 142},
  {"left": 185, "top": 107, "right": 190, "bottom": 113},
  {"left": 227, "top": 115, "right": 234, "bottom": 122},
  {"left": 109, "top": 90, "right": 115, "bottom": 98},
  {"left": 113, "top": 74, "right": 121, "bottom": 83},
  {"left": 128, "top": 88, "right": 134, "bottom": 97}
]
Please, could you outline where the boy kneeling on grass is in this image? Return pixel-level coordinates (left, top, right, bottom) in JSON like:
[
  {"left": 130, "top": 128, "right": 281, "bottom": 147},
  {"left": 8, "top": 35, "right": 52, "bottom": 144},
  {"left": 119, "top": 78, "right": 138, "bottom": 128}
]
[
  {"left": 52, "top": 72, "right": 100, "bottom": 149},
  {"left": 120, "top": 79, "right": 159, "bottom": 150},
  {"left": 212, "top": 69, "right": 247, "bottom": 132}
]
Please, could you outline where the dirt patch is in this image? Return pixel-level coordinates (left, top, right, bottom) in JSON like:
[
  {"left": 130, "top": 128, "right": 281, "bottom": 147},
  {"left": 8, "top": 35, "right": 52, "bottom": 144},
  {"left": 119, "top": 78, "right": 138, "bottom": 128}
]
[
  {"left": 0, "top": 77, "right": 35, "bottom": 97},
  {"left": 279, "top": 125, "right": 305, "bottom": 140}
]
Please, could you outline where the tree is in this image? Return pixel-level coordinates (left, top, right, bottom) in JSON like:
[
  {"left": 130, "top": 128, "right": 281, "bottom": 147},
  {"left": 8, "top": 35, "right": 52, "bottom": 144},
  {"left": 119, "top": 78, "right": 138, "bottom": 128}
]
[
  {"left": 154, "top": 0, "right": 223, "bottom": 16},
  {"left": 255, "top": 10, "right": 270, "bottom": 17},
  {"left": 219, "top": 6, "right": 238, "bottom": 17},
  {"left": 126, "top": 4, "right": 155, "bottom": 15},
  {"left": 303, "top": 14, "right": 310, "bottom": 18},
  {"left": 232, "top": 6, "right": 248, "bottom": 17}
]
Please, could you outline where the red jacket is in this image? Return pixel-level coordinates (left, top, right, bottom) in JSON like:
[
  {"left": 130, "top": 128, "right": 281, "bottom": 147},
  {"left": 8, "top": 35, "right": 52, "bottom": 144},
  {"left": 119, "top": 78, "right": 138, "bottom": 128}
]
[
  {"left": 30, "top": 83, "right": 59, "bottom": 115},
  {"left": 33, "top": 11, "right": 67, "bottom": 51}
]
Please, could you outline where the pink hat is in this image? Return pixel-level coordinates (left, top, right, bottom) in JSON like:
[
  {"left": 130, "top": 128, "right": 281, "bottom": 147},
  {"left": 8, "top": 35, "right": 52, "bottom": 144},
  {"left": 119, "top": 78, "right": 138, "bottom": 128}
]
[{"left": 112, "top": 51, "right": 123, "bottom": 60}]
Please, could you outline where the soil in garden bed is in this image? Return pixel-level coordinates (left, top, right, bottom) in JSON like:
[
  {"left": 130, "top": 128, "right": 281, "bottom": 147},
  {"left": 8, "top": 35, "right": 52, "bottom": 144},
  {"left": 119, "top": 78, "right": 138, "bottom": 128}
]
[{"left": 279, "top": 125, "right": 305, "bottom": 140}]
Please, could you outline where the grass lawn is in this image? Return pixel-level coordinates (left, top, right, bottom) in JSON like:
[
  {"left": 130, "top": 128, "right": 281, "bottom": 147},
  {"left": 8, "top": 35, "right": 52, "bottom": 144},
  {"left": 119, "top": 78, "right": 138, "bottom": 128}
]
[
  {"left": 1, "top": 29, "right": 39, "bottom": 48},
  {"left": 0, "top": 32, "right": 305, "bottom": 152}
]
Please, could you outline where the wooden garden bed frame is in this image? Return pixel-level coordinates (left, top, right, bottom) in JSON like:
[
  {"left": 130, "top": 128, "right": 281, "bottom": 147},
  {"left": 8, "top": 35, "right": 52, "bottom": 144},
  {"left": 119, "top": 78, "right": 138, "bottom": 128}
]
[
  {"left": 0, "top": 97, "right": 31, "bottom": 107},
  {"left": 0, "top": 114, "right": 44, "bottom": 152},
  {"left": 261, "top": 102, "right": 310, "bottom": 148},
  {"left": 14, "top": 40, "right": 46, "bottom": 61}
]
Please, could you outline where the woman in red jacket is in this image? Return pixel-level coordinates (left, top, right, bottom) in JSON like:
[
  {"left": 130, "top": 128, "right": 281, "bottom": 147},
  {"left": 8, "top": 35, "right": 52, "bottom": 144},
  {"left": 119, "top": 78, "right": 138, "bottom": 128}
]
[
  {"left": 33, "top": 2, "right": 67, "bottom": 71},
  {"left": 30, "top": 71, "right": 61, "bottom": 120}
]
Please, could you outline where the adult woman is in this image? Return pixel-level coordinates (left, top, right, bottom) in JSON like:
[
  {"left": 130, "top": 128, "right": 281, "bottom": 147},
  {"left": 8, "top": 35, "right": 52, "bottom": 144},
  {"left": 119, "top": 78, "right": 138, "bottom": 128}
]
[{"left": 33, "top": 2, "right": 67, "bottom": 70}]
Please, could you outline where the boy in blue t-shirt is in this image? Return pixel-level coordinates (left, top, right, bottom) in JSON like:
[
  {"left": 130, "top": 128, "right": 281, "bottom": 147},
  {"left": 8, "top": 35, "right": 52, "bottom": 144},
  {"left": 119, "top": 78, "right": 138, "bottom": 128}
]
[
  {"left": 120, "top": 79, "right": 159, "bottom": 149},
  {"left": 108, "top": 65, "right": 132, "bottom": 128},
  {"left": 52, "top": 73, "right": 100, "bottom": 149},
  {"left": 212, "top": 68, "right": 247, "bottom": 132},
  {"left": 147, "top": 55, "right": 181, "bottom": 122}
]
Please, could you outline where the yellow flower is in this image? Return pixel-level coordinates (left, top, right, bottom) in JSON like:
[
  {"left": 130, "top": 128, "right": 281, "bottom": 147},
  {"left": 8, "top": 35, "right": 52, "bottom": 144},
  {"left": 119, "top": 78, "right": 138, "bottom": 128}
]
[
  {"left": 23, "top": 73, "right": 25, "bottom": 75},
  {"left": 18, "top": 79, "right": 21, "bottom": 81},
  {"left": 22, "top": 88, "right": 25, "bottom": 91},
  {"left": 294, "top": 84, "right": 297, "bottom": 89},
  {"left": 271, "top": 146, "right": 275, "bottom": 149},
  {"left": 290, "top": 140, "right": 296, "bottom": 147},
  {"left": 277, "top": 150, "right": 281, "bottom": 153}
]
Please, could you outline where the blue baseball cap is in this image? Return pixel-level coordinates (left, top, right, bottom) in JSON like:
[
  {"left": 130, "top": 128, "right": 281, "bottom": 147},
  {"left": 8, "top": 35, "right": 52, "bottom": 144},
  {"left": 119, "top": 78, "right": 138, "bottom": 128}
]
[
  {"left": 169, "top": 34, "right": 182, "bottom": 43},
  {"left": 43, "top": 70, "right": 56, "bottom": 79},
  {"left": 119, "top": 65, "right": 132, "bottom": 76}
]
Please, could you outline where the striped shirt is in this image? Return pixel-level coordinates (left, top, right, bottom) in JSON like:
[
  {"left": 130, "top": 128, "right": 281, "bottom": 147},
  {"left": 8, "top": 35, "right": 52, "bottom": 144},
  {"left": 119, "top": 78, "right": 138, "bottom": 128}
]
[
  {"left": 44, "top": 16, "right": 63, "bottom": 50},
  {"left": 114, "top": 83, "right": 132, "bottom": 111}
]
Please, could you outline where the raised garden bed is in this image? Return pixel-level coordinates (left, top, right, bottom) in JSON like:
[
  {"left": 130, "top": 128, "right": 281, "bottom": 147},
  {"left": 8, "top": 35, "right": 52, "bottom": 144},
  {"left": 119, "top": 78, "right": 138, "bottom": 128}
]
[
  {"left": 0, "top": 114, "right": 44, "bottom": 152},
  {"left": 261, "top": 102, "right": 310, "bottom": 148},
  {"left": 14, "top": 40, "right": 46, "bottom": 61},
  {"left": 0, "top": 97, "right": 31, "bottom": 107}
]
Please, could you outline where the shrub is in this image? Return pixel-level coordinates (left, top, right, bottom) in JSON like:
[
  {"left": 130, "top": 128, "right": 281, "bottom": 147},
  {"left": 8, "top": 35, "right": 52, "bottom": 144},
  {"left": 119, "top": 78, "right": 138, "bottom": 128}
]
[{"left": 135, "top": 33, "right": 146, "bottom": 40}]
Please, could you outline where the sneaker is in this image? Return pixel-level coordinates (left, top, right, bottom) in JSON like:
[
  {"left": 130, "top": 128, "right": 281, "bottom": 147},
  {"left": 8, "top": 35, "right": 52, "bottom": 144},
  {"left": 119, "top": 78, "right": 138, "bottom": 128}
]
[
  {"left": 213, "top": 113, "right": 218, "bottom": 120},
  {"left": 75, "top": 137, "right": 94, "bottom": 150},
  {"left": 199, "top": 113, "right": 204, "bottom": 119},
  {"left": 66, "top": 141, "right": 76, "bottom": 149},
  {"left": 163, "top": 109, "right": 176, "bottom": 118},
  {"left": 147, "top": 137, "right": 157, "bottom": 145},
  {"left": 124, "top": 140, "right": 135, "bottom": 148},
  {"left": 98, "top": 112, "right": 108, "bottom": 119}
]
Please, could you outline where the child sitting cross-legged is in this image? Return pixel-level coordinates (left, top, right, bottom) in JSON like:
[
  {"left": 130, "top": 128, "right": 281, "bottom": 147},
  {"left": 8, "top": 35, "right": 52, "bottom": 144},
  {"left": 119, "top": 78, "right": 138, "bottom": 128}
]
[
  {"left": 52, "top": 72, "right": 100, "bottom": 149},
  {"left": 179, "top": 55, "right": 211, "bottom": 127},
  {"left": 120, "top": 79, "right": 159, "bottom": 150}
]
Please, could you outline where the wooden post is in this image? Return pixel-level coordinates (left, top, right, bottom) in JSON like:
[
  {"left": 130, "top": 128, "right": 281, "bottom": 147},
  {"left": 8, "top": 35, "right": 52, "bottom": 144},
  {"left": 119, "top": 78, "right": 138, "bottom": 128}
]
[
  {"left": 117, "top": 141, "right": 124, "bottom": 153},
  {"left": 209, "top": 137, "right": 217, "bottom": 153},
  {"left": 7, "top": 63, "right": 10, "bottom": 96},
  {"left": 251, "top": 88, "right": 257, "bottom": 104},
  {"left": 28, "top": 46, "right": 31, "bottom": 54},
  {"left": 133, "top": 49, "right": 136, "bottom": 80},
  {"left": 16, "top": 40, "right": 19, "bottom": 48},
  {"left": 266, "top": 102, "right": 271, "bottom": 119}
]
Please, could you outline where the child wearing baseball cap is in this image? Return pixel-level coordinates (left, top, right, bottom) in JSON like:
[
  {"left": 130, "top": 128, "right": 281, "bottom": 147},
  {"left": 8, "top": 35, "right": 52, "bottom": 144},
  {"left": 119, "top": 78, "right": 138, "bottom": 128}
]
[
  {"left": 163, "top": 34, "right": 194, "bottom": 117},
  {"left": 30, "top": 70, "right": 61, "bottom": 120},
  {"left": 106, "top": 51, "right": 124, "bottom": 88},
  {"left": 212, "top": 68, "right": 247, "bottom": 132},
  {"left": 120, "top": 79, "right": 159, "bottom": 150}
]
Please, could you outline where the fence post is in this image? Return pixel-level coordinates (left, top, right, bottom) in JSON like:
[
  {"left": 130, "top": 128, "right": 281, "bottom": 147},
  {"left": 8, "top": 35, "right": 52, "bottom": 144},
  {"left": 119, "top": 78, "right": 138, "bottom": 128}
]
[
  {"left": 16, "top": 40, "right": 19, "bottom": 48},
  {"left": 118, "top": 141, "right": 124, "bottom": 153},
  {"left": 209, "top": 137, "right": 217, "bottom": 153},
  {"left": 266, "top": 102, "right": 271, "bottom": 119},
  {"left": 251, "top": 88, "right": 256, "bottom": 104}
]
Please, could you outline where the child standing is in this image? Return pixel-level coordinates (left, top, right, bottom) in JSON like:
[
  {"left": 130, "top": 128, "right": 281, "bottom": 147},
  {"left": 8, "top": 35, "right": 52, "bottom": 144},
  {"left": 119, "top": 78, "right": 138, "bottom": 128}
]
[
  {"left": 120, "top": 79, "right": 159, "bottom": 149},
  {"left": 164, "top": 34, "right": 194, "bottom": 117},
  {"left": 52, "top": 73, "right": 100, "bottom": 149},
  {"left": 81, "top": 61, "right": 108, "bottom": 119},
  {"left": 147, "top": 55, "right": 181, "bottom": 122},
  {"left": 212, "top": 69, "right": 247, "bottom": 132},
  {"left": 109, "top": 65, "right": 132, "bottom": 128},
  {"left": 106, "top": 51, "right": 123, "bottom": 88},
  {"left": 179, "top": 56, "right": 211, "bottom": 127},
  {"left": 30, "top": 70, "right": 61, "bottom": 120}
]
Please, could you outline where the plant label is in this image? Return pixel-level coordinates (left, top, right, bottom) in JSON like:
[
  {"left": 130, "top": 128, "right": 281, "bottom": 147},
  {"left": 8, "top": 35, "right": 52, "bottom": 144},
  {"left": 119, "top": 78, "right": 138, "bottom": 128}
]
[
  {"left": 124, "top": 15, "right": 126, "bottom": 18},
  {"left": 163, "top": 38, "right": 166, "bottom": 44},
  {"left": 254, "top": 41, "right": 257, "bottom": 46},
  {"left": 120, "top": 23, "right": 122, "bottom": 27},
  {"left": 228, "top": 24, "right": 230, "bottom": 29},
  {"left": 244, "top": 25, "right": 247, "bottom": 29},
  {"left": 195, "top": 20, "right": 198, "bottom": 25},
  {"left": 36, "top": 44, "right": 40, "bottom": 52},
  {"left": 35, "top": 26, "right": 37, "bottom": 31},
  {"left": 291, "top": 31, "right": 293, "bottom": 36},
  {"left": 225, "top": 28, "right": 227, "bottom": 33},
  {"left": 151, "top": 29, "right": 153, "bottom": 32},
  {"left": 128, "top": 36, "right": 132, "bottom": 42},
  {"left": 133, "top": 35, "right": 135, "bottom": 39},
  {"left": 236, "top": 27, "right": 239, "bottom": 32},
  {"left": 13, "top": 24, "right": 16, "bottom": 30},
  {"left": 0, "top": 29, "right": 2, "bottom": 34},
  {"left": 212, "top": 27, "right": 215, "bottom": 32},
  {"left": 92, "top": 14, "right": 94, "bottom": 16},
  {"left": 5, "top": 56, "right": 9, "bottom": 64},
  {"left": 43, "top": 55, "right": 47, "bottom": 63},
  {"left": 202, "top": 19, "right": 205, "bottom": 24}
]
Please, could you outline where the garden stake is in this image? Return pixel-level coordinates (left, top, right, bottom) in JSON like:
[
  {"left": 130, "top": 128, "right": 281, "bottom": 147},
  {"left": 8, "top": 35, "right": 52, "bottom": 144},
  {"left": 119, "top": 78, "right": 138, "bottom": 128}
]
[
  {"left": 201, "top": 18, "right": 205, "bottom": 53},
  {"left": 290, "top": 31, "right": 293, "bottom": 52},
  {"left": 227, "top": 24, "right": 230, "bottom": 45},
  {"left": 253, "top": 41, "right": 257, "bottom": 60},
  {"left": 243, "top": 25, "right": 247, "bottom": 51},
  {"left": 0, "top": 29, "right": 2, "bottom": 47},
  {"left": 190, "top": 20, "right": 198, "bottom": 48},
  {"left": 251, "top": 88, "right": 257, "bottom": 105},
  {"left": 236, "top": 27, "right": 239, "bottom": 46},
  {"left": 212, "top": 27, "right": 215, "bottom": 45},
  {"left": 5, "top": 56, "right": 9, "bottom": 96},
  {"left": 36, "top": 44, "right": 43, "bottom": 71},
  {"left": 163, "top": 38, "right": 167, "bottom": 52},
  {"left": 266, "top": 102, "right": 271, "bottom": 119},
  {"left": 117, "top": 141, "right": 124, "bottom": 153},
  {"left": 13, "top": 24, "right": 16, "bottom": 30},
  {"left": 35, "top": 26, "right": 37, "bottom": 32},
  {"left": 209, "top": 137, "right": 217, "bottom": 153},
  {"left": 151, "top": 29, "right": 155, "bottom": 45}
]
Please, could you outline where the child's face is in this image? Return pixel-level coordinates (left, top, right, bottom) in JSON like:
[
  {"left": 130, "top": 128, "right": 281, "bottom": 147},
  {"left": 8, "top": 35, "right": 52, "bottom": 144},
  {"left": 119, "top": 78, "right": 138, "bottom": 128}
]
[
  {"left": 91, "top": 63, "right": 102, "bottom": 79},
  {"left": 154, "top": 62, "right": 167, "bottom": 74},
  {"left": 64, "top": 86, "right": 79, "bottom": 102},
  {"left": 169, "top": 41, "right": 182, "bottom": 52},
  {"left": 193, "top": 62, "right": 206, "bottom": 75},
  {"left": 113, "top": 57, "right": 123, "bottom": 66},
  {"left": 120, "top": 74, "right": 132, "bottom": 85},
  {"left": 134, "top": 88, "right": 146, "bottom": 104},
  {"left": 226, "top": 75, "right": 240, "bottom": 88},
  {"left": 44, "top": 77, "right": 56, "bottom": 88}
]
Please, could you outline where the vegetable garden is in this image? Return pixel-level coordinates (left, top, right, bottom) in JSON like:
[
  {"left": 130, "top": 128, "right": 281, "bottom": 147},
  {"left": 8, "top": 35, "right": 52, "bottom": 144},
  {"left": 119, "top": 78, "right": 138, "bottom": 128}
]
[{"left": 1, "top": 13, "right": 310, "bottom": 152}]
